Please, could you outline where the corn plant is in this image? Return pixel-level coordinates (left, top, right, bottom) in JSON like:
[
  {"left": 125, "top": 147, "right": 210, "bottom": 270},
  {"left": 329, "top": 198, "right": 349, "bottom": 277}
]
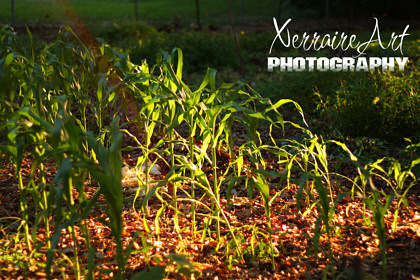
[
  {"left": 3, "top": 118, "right": 32, "bottom": 251},
  {"left": 367, "top": 157, "right": 419, "bottom": 232},
  {"left": 364, "top": 190, "right": 394, "bottom": 280},
  {"left": 250, "top": 172, "right": 278, "bottom": 270},
  {"left": 0, "top": 26, "right": 135, "bottom": 279}
]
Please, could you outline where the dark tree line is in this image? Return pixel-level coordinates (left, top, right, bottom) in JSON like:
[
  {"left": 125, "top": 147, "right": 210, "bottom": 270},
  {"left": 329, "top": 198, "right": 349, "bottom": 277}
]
[{"left": 290, "top": 0, "right": 419, "bottom": 19}]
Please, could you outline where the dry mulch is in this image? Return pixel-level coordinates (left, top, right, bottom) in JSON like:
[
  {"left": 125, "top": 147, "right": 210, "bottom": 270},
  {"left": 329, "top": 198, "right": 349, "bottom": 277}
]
[{"left": 0, "top": 150, "right": 419, "bottom": 280}]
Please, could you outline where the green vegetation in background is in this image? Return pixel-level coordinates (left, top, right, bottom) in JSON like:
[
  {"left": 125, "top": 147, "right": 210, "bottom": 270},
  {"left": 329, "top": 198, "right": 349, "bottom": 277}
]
[
  {"left": 0, "top": 0, "right": 282, "bottom": 25},
  {"left": 317, "top": 68, "right": 420, "bottom": 142},
  {"left": 7, "top": 0, "right": 418, "bottom": 27},
  {"left": 130, "top": 31, "right": 239, "bottom": 74}
]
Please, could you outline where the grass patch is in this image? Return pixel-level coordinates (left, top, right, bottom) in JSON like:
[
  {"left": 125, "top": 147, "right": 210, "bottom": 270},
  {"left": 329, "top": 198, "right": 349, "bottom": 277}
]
[{"left": 1, "top": 0, "right": 282, "bottom": 26}]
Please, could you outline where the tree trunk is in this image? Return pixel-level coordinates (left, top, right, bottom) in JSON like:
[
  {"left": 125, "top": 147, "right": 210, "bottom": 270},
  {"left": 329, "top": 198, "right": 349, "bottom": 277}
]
[
  {"left": 11, "top": 0, "right": 15, "bottom": 27},
  {"left": 325, "top": 0, "right": 329, "bottom": 18},
  {"left": 134, "top": 0, "right": 138, "bottom": 21},
  {"left": 226, "top": 0, "right": 245, "bottom": 79},
  {"left": 195, "top": 0, "right": 201, "bottom": 28},
  {"left": 277, "top": 0, "right": 282, "bottom": 20},
  {"left": 240, "top": 0, "right": 244, "bottom": 25}
]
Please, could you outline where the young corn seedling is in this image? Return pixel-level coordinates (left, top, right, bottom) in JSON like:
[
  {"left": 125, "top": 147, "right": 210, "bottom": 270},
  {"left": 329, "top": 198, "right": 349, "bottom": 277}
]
[
  {"left": 368, "top": 157, "right": 418, "bottom": 232},
  {"left": 159, "top": 49, "right": 193, "bottom": 237},
  {"left": 85, "top": 117, "right": 125, "bottom": 279},
  {"left": 364, "top": 190, "right": 394, "bottom": 280},
  {"left": 4, "top": 119, "right": 32, "bottom": 251},
  {"left": 251, "top": 172, "right": 278, "bottom": 271}
]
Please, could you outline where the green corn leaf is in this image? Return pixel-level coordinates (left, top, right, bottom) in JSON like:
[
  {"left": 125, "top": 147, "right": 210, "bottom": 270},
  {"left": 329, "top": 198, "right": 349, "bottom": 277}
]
[
  {"left": 204, "top": 91, "right": 218, "bottom": 105},
  {"left": 131, "top": 266, "right": 165, "bottom": 280},
  {"left": 168, "top": 111, "right": 185, "bottom": 132},
  {"left": 296, "top": 172, "right": 313, "bottom": 211},
  {"left": 195, "top": 68, "right": 217, "bottom": 93},
  {"left": 86, "top": 248, "right": 95, "bottom": 280},
  {"left": 171, "top": 48, "right": 183, "bottom": 81},
  {"left": 5, "top": 52, "right": 14, "bottom": 66},
  {"left": 236, "top": 155, "right": 243, "bottom": 177},
  {"left": 253, "top": 174, "right": 271, "bottom": 218},
  {"left": 155, "top": 204, "right": 166, "bottom": 236},
  {"left": 168, "top": 253, "right": 201, "bottom": 278}
]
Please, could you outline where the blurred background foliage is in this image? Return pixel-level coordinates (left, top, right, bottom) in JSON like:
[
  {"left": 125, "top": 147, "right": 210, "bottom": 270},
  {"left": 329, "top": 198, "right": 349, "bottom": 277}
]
[{"left": 1, "top": 0, "right": 419, "bottom": 24}]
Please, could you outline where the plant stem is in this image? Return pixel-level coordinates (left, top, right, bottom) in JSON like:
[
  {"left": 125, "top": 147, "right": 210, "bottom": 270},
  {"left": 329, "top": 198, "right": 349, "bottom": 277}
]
[
  {"left": 211, "top": 120, "right": 220, "bottom": 242},
  {"left": 67, "top": 177, "right": 80, "bottom": 280},
  {"left": 267, "top": 219, "right": 275, "bottom": 271},
  {"left": 35, "top": 142, "right": 51, "bottom": 249},
  {"left": 170, "top": 130, "right": 181, "bottom": 238},
  {"left": 189, "top": 121, "right": 196, "bottom": 237},
  {"left": 39, "top": 161, "right": 51, "bottom": 249},
  {"left": 143, "top": 126, "right": 150, "bottom": 217},
  {"left": 18, "top": 170, "right": 32, "bottom": 251},
  {"left": 69, "top": 225, "right": 81, "bottom": 280},
  {"left": 212, "top": 190, "right": 243, "bottom": 258}
]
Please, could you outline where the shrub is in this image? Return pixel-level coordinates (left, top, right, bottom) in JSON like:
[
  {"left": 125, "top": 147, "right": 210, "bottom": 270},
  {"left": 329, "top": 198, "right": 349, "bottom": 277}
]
[
  {"left": 319, "top": 68, "right": 420, "bottom": 142},
  {"left": 130, "top": 31, "right": 238, "bottom": 73},
  {"left": 93, "top": 20, "right": 157, "bottom": 47}
]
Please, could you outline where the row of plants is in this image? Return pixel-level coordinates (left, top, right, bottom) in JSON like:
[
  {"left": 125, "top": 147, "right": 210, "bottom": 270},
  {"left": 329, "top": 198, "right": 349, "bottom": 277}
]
[
  {"left": 0, "top": 25, "right": 418, "bottom": 279},
  {"left": 18, "top": 19, "right": 418, "bottom": 145}
]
